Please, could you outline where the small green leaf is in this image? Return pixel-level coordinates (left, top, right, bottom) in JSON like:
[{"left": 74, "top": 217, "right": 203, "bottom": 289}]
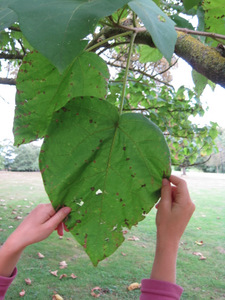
[
  {"left": 40, "top": 97, "right": 171, "bottom": 265},
  {"left": 139, "top": 45, "right": 163, "bottom": 63},
  {"left": 183, "top": 0, "right": 200, "bottom": 11},
  {"left": 129, "top": 0, "right": 177, "bottom": 62},
  {"left": 13, "top": 51, "right": 109, "bottom": 146},
  {"left": 192, "top": 69, "right": 208, "bottom": 96},
  {"left": 171, "top": 15, "right": 194, "bottom": 30},
  {"left": 10, "top": 0, "right": 130, "bottom": 72}
]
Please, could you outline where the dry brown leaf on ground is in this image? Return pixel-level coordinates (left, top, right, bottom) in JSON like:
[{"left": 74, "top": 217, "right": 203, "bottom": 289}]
[
  {"left": 50, "top": 270, "right": 58, "bottom": 277},
  {"left": 38, "top": 252, "right": 45, "bottom": 258},
  {"left": 91, "top": 286, "right": 102, "bottom": 298},
  {"left": 52, "top": 294, "right": 64, "bottom": 300},
  {"left": 59, "top": 274, "right": 67, "bottom": 280},
  {"left": 25, "top": 278, "right": 32, "bottom": 285},
  {"left": 59, "top": 260, "right": 68, "bottom": 269},
  {"left": 127, "top": 282, "right": 141, "bottom": 291},
  {"left": 70, "top": 273, "right": 77, "bottom": 279},
  {"left": 195, "top": 240, "right": 204, "bottom": 246},
  {"left": 19, "top": 289, "right": 25, "bottom": 297},
  {"left": 127, "top": 236, "right": 140, "bottom": 241}
]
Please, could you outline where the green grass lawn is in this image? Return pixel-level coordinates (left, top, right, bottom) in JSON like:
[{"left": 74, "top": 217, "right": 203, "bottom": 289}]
[{"left": 0, "top": 171, "right": 225, "bottom": 299}]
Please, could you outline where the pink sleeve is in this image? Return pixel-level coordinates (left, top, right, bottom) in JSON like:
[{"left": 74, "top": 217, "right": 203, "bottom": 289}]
[
  {"left": 140, "top": 279, "right": 183, "bottom": 300},
  {"left": 0, "top": 268, "right": 17, "bottom": 300}
]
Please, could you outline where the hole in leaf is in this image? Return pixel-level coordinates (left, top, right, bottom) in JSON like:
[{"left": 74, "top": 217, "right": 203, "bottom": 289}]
[{"left": 96, "top": 189, "right": 102, "bottom": 195}]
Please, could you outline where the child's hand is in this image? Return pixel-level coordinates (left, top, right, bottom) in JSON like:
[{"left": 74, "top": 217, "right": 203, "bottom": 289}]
[
  {"left": 156, "top": 175, "right": 195, "bottom": 247},
  {"left": 8, "top": 204, "right": 71, "bottom": 252},
  {"left": 150, "top": 175, "right": 195, "bottom": 283}
]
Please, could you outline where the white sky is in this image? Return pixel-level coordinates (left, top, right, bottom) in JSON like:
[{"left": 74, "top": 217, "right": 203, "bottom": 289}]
[{"left": 0, "top": 58, "right": 225, "bottom": 142}]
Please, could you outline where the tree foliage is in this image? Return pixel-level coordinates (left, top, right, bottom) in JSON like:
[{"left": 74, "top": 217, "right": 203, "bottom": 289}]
[
  {"left": 0, "top": 0, "right": 224, "bottom": 264},
  {"left": 0, "top": 140, "right": 40, "bottom": 171}
]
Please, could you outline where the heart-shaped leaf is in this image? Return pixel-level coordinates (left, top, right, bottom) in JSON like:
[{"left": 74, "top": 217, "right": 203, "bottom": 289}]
[
  {"left": 40, "top": 97, "right": 171, "bottom": 265},
  {"left": 13, "top": 51, "right": 109, "bottom": 146},
  {"left": 10, "top": 0, "right": 130, "bottom": 72},
  {"left": 129, "top": 0, "right": 177, "bottom": 62},
  {"left": 0, "top": 0, "right": 18, "bottom": 31}
]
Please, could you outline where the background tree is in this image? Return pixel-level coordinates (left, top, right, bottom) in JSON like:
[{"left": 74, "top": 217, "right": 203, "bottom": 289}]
[{"left": 0, "top": 0, "right": 224, "bottom": 264}]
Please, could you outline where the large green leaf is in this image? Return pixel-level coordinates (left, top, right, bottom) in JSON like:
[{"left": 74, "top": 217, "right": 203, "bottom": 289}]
[
  {"left": 40, "top": 97, "right": 171, "bottom": 266},
  {"left": 10, "top": 0, "right": 130, "bottom": 72},
  {"left": 13, "top": 51, "right": 109, "bottom": 146},
  {"left": 203, "top": 0, "right": 225, "bottom": 46},
  {"left": 0, "top": 0, "right": 18, "bottom": 31},
  {"left": 129, "top": 0, "right": 177, "bottom": 62}
]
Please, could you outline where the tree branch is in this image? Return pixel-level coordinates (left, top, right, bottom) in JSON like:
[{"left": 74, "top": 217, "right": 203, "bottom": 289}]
[
  {"left": 0, "top": 52, "right": 24, "bottom": 60},
  {"left": 92, "top": 27, "right": 225, "bottom": 88},
  {"left": 174, "top": 27, "right": 225, "bottom": 41},
  {"left": 0, "top": 78, "right": 16, "bottom": 85},
  {"left": 107, "top": 61, "right": 174, "bottom": 88}
]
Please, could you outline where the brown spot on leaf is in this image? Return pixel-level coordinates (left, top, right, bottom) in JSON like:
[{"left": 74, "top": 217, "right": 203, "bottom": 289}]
[
  {"left": 91, "top": 187, "right": 95, "bottom": 191},
  {"left": 123, "top": 147, "right": 126, "bottom": 151},
  {"left": 83, "top": 234, "right": 88, "bottom": 249}
]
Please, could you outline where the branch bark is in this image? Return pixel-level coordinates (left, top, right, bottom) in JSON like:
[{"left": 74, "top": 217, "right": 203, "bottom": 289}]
[
  {"left": 0, "top": 78, "right": 16, "bottom": 85},
  {"left": 89, "top": 27, "right": 225, "bottom": 89}
]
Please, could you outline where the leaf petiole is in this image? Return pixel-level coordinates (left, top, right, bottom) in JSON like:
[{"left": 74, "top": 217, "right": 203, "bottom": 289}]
[{"left": 119, "top": 32, "right": 137, "bottom": 115}]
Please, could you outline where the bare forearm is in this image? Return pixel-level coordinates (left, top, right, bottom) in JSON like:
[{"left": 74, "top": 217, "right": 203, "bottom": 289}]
[
  {"left": 0, "top": 237, "right": 24, "bottom": 277},
  {"left": 150, "top": 241, "right": 179, "bottom": 284}
]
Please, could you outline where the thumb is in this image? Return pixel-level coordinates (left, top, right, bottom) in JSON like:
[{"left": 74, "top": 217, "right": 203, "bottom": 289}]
[
  {"left": 47, "top": 207, "right": 71, "bottom": 230},
  {"left": 159, "top": 178, "right": 172, "bottom": 208}
]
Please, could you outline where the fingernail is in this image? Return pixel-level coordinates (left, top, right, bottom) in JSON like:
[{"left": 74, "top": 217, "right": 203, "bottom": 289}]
[
  {"left": 162, "top": 178, "right": 169, "bottom": 186},
  {"left": 63, "top": 207, "right": 71, "bottom": 214}
]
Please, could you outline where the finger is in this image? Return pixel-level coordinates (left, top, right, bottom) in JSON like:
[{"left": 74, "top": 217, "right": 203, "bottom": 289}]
[
  {"left": 63, "top": 223, "right": 70, "bottom": 232},
  {"left": 159, "top": 178, "right": 172, "bottom": 208},
  {"left": 169, "top": 175, "right": 187, "bottom": 190},
  {"left": 169, "top": 175, "right": 190, "bottom": 204},
  {"left": 57, "top": 222, "right": 64, "bottom": 236},
  {"left": 46, "top": 207, "right": 71, "bottom": 232}
]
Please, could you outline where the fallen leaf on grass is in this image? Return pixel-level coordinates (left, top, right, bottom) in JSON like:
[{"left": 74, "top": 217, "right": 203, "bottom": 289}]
[
  {"left": 8, "top": 225, "right": 13, "bottom": 229},
  {"left": 141, "top": 244, "right": 147, "bottom": 248},
  {"left": 199, "top": 255, "right": 206, "bottom": 260},
  {"left": 70, "top": 273, "right": 77, "bottom": 279},
  {"left": 121, "top": 252, "right": 127, "bottom": 256},
  {"left": 59, "top": 236, "right": 63, "bottom": 239},
  {"left": 52, "top": 294, "right": 64, "bottom": 300},
  {"left": 127, "top": 282, "right": 141, "bottom": 291},
  {"left": 19, "top": 289, "right": 25, "bottom": 297},
  {"left": 25, "top": 278, "right": 32, "bottom": 285},
  {"left": 196, "top": 227, "right": 201, "bottom": 230},
  {"left": 195, "top": 241, "right": 204, "bottom": 246},
  {"left": 91, "top": 287, "right": 102, "bottom": 298},
  {"left": 122, "top": 230, "right": 128, "bottom": 235},
  {"left": 15, "top": 216, "right": 23, "bottom": 220},
  {"left": 59, "top": 274, "right": 67, "bottom": 280},
  {"left": 128, "top": 236, "right": 140, "bottom": 241},
  {"left": 50, "top": 270, "right": 58, "bottom": 277},
  {"left": 67, "top": 238, "right": 72, "bottom": 241},
  {"left": 59, "top": 261, "right": 67, "bottom": 269},
  {"left": 38, "top": 252, "right": 45, "bottom": 258},
  {"left": 192, "top": 252, "right": 206, "bottom": 260}
]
